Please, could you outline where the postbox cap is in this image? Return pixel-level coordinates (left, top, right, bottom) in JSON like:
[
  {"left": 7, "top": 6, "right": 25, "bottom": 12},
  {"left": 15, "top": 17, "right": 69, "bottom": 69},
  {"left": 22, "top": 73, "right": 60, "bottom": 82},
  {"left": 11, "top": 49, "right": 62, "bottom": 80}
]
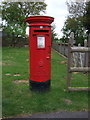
[{"left": 25, "top": 15, "right": 54, "bottom": 25}]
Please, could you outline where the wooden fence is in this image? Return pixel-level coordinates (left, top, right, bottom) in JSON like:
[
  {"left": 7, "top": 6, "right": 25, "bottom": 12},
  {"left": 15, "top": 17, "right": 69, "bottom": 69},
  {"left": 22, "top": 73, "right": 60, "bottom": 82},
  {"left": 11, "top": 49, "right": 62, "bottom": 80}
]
[
  {"left": 52, "top": 40, "right": 88, "bottom": 67},
  {"left": 67, "top": 32, "right": 90, "bottom": 91},
  {"left": 52, "top": 42, "right": 68, "bottom": 57},
  {"left": 52, "top": 33, "right": 90, "bottom": 91}
]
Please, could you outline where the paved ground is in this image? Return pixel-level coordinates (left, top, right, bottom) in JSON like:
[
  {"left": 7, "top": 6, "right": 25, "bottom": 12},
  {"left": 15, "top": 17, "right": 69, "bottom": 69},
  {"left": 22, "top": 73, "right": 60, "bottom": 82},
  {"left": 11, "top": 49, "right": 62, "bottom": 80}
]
[{"left": 15, "top": 111, "right": 89, "bottom": 118}]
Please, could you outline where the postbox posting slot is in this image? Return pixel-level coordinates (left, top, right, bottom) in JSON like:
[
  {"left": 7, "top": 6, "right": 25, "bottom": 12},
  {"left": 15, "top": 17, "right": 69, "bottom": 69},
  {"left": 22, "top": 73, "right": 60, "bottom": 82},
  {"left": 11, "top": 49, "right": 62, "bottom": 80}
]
[{"left": 34, "top": 30, "right": 49, "bottom": 32}]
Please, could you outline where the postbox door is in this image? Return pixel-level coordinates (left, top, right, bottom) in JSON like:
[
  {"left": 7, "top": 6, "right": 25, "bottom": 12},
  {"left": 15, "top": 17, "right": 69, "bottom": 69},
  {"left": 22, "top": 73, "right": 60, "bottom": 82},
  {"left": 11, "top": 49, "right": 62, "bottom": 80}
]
[{"left": 30, "top": 34, "right": 51, "bottom": 82}]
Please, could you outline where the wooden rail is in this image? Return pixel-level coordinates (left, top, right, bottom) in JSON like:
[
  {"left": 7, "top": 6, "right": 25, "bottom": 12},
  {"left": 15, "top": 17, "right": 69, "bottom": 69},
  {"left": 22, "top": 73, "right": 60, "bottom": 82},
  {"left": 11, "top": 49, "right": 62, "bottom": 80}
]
[
  {"left": 68, "top": 87, "right": 90, "bottom": 91},
  {"left": 70, "top": 67, "right": 90, "bottom": 72},
  {"left": 71, "top": 47, "right": 90, "bottom": 52}
]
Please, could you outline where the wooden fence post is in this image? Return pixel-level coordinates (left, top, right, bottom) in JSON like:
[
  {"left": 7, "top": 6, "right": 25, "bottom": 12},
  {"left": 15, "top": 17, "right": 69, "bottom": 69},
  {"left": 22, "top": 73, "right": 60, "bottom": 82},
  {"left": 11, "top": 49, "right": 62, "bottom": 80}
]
[
  {"left": 64, "top": 41, "right": 65, "bottom": 56},
  {"left": 67, "top": 32, "right": 74, "bottom": 90},
  {"left": 60, "top": 41, "right": 62, "bottom": 54},
  {"left": 84, "top": 39, "right": 87, "bottom": 67},
  {"left": 88, "top": 34, "right": 90, "bottom": 67},
  {"left": 77, "top": 43, "right": 81, "bottom": 67}
]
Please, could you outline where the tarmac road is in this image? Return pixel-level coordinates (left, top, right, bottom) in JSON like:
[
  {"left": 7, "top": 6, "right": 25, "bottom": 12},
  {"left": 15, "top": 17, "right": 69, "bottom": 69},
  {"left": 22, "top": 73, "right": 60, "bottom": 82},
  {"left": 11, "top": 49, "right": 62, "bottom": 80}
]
[{"left": 15, "top": 111, "right": 89, "bottom": 119}]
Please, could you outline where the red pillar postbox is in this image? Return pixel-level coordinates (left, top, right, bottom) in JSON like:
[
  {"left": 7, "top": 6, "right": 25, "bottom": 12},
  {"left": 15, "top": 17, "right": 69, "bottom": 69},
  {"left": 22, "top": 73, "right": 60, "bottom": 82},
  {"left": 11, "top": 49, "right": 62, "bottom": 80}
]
[{"left": 26, "top": 16, "right": 54, "bottom": 91}]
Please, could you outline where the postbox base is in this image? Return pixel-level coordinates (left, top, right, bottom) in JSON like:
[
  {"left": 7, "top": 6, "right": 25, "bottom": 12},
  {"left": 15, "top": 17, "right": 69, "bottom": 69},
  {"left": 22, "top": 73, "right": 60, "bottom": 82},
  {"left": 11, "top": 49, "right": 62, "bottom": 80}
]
[{"left": 30, "top": 80, "right": 50, "bottom": 92}]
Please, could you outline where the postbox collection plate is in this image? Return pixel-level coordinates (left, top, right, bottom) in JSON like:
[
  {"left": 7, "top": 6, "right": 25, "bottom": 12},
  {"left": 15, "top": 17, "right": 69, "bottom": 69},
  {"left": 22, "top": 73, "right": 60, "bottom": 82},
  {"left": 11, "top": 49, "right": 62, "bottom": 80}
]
[{"left": 37, "top": 36, "right": 45, "bottom": 48}]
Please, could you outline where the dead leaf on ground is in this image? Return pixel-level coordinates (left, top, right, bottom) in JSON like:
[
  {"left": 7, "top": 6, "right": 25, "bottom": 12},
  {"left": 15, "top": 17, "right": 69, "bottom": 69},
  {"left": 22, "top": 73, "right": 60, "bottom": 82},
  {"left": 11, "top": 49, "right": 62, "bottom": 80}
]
[
  {"left": 0, "top": 62, "right": 6, "bottom": 66},
  {"left": 64, "top": 76, "right": 67, "bottom": 79},
  {"left": 14, "top": 80, "right": 28, "bottom": 83},
  {"left": 5, "top": 73, "right": 11, "bottom": 76},
  {"left": 61, "top": 60, "right": 67, "bottom": 64},
  {"left": 13, "top": 74, "right": 21, "bottom": 76},
  {"left": 0, "top": 62, "right": 2, "bottom": 65},
  {"left": 73, "top": 72, "right": 78, "bottom": 74},
  {"left": 64, "top": 99, "right": 72, "bottom": 104},
  {"left": 57, "top": 60, "right": 67, "bottom": 64}
]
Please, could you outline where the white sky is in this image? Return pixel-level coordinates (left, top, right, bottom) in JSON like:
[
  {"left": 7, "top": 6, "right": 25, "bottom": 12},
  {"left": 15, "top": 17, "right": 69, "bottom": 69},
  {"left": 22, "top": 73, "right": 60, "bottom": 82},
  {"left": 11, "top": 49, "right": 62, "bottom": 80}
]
[
  {"left": 45, "top": 0, "right": 68, "bottom": 38},
  {"left": 26, "top": 0, "right": 69, "bottom": 38}
]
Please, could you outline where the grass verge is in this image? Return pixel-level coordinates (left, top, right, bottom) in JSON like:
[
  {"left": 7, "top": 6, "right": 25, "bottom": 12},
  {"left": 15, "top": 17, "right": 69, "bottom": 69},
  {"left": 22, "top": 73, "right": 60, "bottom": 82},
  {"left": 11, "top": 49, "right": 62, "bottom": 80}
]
[{"left": 2, "top": 47, "right": 88, "bottom": 117}]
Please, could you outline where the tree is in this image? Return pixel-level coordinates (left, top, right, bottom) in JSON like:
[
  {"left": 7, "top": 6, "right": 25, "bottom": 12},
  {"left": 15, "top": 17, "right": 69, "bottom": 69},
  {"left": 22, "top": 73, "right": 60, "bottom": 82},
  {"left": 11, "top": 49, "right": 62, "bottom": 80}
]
[
  {"left": 66, "top": 0, "right": 86, "bottom": 18},
  {"left": 61, "top": 0, "right": 87, "bottom": 45},
  {"left": 51, "top": 23, "right": 58, "bottom": 41},
  {"left": 62, "top": 17, "right": 87, "bottom": 45},
  {"left": 66, "top": 0, "right": 90, "bottom": 34},
  {"left": 1, "top": 2, "right": 47, "bottom": 46},
  {"left": 83, "top": 1, "right": 90, "bottom": 34}
]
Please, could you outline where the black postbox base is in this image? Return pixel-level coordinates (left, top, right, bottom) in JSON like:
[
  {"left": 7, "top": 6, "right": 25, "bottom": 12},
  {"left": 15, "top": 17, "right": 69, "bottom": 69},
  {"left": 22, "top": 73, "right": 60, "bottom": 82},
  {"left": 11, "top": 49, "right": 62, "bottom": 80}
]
[{"left": 29, "top": 80, "right": 50, "bottom": 92}]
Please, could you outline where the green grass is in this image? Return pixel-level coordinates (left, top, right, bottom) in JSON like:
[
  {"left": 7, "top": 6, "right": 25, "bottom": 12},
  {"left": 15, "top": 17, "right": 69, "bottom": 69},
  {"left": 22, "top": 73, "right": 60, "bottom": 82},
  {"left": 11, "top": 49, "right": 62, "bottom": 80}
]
[
  {"left": 0, "top": 46, "right": 2, "bottom": 118},
  {"left": 2, "top": 47, "right": 88, "bottom": 117}
]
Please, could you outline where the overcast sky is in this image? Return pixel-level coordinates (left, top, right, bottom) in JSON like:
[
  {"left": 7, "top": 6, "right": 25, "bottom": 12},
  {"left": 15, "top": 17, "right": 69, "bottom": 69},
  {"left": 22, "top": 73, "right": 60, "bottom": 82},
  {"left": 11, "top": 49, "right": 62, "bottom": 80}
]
[{"left": 45, "top": 0, "right": 68, "bottom": 38}]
